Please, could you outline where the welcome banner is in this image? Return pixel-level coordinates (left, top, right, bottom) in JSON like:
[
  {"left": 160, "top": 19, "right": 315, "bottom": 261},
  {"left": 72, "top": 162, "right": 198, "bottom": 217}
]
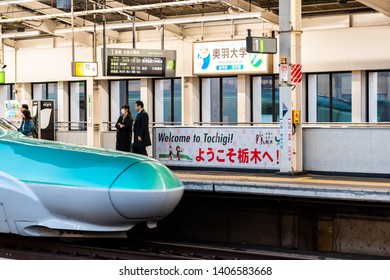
[{"left": 153, "top": 126, "right": 280, "bottom": 170}]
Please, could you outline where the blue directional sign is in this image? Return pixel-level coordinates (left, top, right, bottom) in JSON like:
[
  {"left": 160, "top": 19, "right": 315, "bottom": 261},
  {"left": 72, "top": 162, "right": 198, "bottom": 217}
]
[{"left": 282, "top": 102, "right": 288, "bottom": 117}]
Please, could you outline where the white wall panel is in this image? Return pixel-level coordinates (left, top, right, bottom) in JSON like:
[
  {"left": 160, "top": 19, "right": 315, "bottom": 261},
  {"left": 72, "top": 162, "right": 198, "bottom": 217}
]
[
  {"left": 302, "top": 26, "right": 390, "bottom": 72},
  {"left": 303, "top": 127, "right": 390, "bottom": 174},
  {"left": 15, "top": 47, "right": 92, "bottom": 83}
]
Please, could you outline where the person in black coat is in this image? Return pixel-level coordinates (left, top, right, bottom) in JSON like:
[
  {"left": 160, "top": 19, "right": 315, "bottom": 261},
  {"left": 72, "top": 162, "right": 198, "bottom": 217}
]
[
  {"left": 115, "top": 104, "right": 133, "bottom": 152},
  {"left": 132, "top": 100, "right": 151, "bottom": 156}
]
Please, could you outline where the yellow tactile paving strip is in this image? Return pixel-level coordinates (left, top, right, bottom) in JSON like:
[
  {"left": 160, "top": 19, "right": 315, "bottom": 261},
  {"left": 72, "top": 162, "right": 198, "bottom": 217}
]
[{"left": 174, "top": 171, "right": 390, "bottom": 191}]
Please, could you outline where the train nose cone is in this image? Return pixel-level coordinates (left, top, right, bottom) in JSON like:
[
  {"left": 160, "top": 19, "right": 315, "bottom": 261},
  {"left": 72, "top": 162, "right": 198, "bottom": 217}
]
[{"left": 109, "top": 161, "right": 184, "bottom": 219}]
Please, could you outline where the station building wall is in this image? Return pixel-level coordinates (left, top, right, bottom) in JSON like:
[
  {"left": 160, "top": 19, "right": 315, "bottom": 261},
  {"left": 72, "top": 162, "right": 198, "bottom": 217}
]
[{"left": 1, "top": 13, "right": 390, "bottom": 175}]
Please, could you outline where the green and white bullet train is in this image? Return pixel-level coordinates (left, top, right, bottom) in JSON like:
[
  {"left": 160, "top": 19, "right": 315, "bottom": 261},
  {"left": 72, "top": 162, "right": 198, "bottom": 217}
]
[{"left": 0, "top": 118, "right": 184, "bottom": 237}]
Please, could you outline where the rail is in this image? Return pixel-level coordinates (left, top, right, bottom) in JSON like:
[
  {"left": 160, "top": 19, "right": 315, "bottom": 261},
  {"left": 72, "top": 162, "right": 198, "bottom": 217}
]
[
  {"left": 193, "top": 122, "right": 279, "bottom": 126},
  {"left": 101, "top": 121, "right": 182, "bottom": 131},
  {"left": 99, "top": 121, "right": 390, "bottom": 131},
  {"left": 195, "top": 122, "right": 390, "bottom": 127},
  {"left": 303, "top": 122, "right": 390, "bottom": 128},
  {"left": 57, "top": 122, "right": 99, "bottom": 131}
]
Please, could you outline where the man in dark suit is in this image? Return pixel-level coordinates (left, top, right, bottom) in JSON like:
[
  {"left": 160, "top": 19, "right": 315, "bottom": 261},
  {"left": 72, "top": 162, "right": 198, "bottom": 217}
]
[{"left": 133, "top": 100, "right": 151, "bottom": 156}]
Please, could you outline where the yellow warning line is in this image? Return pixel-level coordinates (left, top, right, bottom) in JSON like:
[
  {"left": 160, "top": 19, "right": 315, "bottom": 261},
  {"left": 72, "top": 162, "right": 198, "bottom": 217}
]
[{"left": 175, "top": 173, "right": 390, "bottom": 189}]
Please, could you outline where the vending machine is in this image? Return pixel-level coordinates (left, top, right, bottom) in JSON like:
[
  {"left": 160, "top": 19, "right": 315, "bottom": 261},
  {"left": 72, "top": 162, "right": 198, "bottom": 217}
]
[{"left": 36, "top": 100, "right": 55, "bottom": 141}]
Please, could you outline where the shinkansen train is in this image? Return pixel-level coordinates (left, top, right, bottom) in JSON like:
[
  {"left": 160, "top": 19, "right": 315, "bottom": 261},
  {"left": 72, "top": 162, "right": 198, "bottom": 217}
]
[{"left": 0, "top": 118, "right": 184, "bottom": 237}]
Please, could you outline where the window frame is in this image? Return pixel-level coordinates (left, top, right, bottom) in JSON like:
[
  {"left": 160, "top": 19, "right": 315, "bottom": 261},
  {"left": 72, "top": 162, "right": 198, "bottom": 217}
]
[
  {"left": 153, "top": 77, "right": 182, "bottom": 125},
  {"left": 199, "top": 76, "right": 238, "bottom": 125},
  {"left": 108, "top": 79, "right": 141, "bottom": 130},
  {"left": 306, "top": 71, "right": 352, "bottom": 123},
  {"left": 367, "top": 69, "right": 390, "bottom": 122},
  {"left": 68, "top": 81, "right": 87, "bottom": 131},
  {"left": 251, "top": 74, "right": 280, "bottom": 123}
]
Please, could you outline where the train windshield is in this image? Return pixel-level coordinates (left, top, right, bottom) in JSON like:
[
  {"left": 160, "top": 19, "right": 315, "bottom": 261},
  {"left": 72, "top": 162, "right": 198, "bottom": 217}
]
[{"left": 0, "top": 118, "right": 19, "bottom": 132}]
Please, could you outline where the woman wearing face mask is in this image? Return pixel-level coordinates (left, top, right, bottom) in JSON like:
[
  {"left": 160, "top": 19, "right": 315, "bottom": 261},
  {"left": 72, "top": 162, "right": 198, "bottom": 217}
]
[{"left": 115, "top": 104, "right": 133, "bottom": 152}]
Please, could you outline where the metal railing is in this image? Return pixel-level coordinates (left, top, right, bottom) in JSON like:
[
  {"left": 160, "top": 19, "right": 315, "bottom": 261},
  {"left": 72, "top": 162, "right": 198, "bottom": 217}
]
[
  {"left": 102, "top": 121, "right": 183, "bottom": 131},
  {"left": 99, "top": 121, "right": 390, "bottom": 131},
  {"left": 302, "top": 122, "right": 390, "bottom": 128},
  {"left": 57, "top": 121, "right": 99, "bottom": 131},
  {"left": 193, "top": 122, "right": 279, "bottom": 126}
]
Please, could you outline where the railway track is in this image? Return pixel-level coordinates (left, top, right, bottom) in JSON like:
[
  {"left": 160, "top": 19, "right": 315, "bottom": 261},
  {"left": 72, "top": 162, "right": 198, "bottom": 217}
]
[
  {"left": 0, "top": 235, "right": 188, "bottom": 260},
  {"left": 1, "top": 234, "right": 376, "bottom": 260}
]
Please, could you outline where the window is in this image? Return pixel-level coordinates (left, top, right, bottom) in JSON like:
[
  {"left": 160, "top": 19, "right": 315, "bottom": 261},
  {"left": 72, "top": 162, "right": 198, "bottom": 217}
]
[
  {"left": 0, "top": 84, "right": 14, "bottom": 120},
  {"left": 307, "top": 73, "right": 351, "bottom": 122},
  {"left": 69, "top": 81, "right": 86, "bottom": 130},
  {"left": 252, "top": 75, "right": 280, "bottom": 122},
  {"left": 154, "top": 78, "right": 182, "bottom": 125},
  {"left": 368, "top": 71, "right": 390, "bottom": 122},
  {"left": 109, "top": 80, "right": 140, "bottom": 129},
  {"left": 128, "top": 80, "right": 141, "bottom": 117},
  {"left": 201, "top": 77, "right": 237, "bottom": 124},
  {"left": 32, "top": 82, "right": 58, "bottom": 123}
]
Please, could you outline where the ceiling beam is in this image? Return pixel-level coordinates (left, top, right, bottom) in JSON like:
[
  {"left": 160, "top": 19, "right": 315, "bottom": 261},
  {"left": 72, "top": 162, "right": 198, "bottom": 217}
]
[
  {"left": 0, "top": 0, "right": 221, "bottom": 24},
  {"left": 1, "top": 5, "right": 91, "bottom": 46},
  {"left": 16, "top": 1, "right": 120, "bottom": 42},
  {"left": 356, "top": 0, "right": 390, "bottom": 16},
  {"left": 222, "top": 0, "right": 279, "bottom": 24},
  {"left": 103, "top": 0, "right": 184, "bottom": 39}
]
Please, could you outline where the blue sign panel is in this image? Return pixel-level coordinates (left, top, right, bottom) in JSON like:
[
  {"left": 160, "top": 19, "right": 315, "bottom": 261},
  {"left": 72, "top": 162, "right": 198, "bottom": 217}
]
[{"left": 57, "top": 0, "right": 71, "bottom": 9}]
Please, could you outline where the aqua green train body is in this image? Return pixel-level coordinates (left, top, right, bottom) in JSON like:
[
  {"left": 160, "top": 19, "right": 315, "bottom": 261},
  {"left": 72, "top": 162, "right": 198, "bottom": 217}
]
[{"left": 0, "top": 119, "right": 183, "bottom": 237}]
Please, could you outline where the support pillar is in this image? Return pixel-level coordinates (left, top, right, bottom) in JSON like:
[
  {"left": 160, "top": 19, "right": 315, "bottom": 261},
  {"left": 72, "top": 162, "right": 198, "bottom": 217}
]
[
  {"left": 182, "top": 77, "right": 200, "bottom": 125},
  {"left": 278, "top": 0, "right": 303, "bottom": 174},
  {"left": 86, "top": 78, "right": 100, "bottom": 147},
  {"left": 237, "top": 75, "right": 251, "bottom": 123}
]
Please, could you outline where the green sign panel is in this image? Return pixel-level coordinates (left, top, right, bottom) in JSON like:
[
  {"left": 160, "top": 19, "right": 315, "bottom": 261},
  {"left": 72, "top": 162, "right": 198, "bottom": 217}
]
[
  {"left": 246, "top": 37, "right": 277, "bottom": 54},
  {"left": 0, "top": 72, "right": 5, "bottom": 84}
]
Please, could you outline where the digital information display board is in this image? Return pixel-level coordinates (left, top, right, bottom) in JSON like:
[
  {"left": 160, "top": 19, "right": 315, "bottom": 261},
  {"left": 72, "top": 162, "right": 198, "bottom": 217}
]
[
  {"left": 107, "top": 56, "right": 166, "bottom": 76},
  {"left": 105, "top": 48, "right": 176, "bottom": 77}
]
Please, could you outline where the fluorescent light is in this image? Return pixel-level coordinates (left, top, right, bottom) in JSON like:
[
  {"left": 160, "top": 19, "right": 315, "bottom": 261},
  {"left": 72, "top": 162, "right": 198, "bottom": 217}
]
[
  {"left": 54, "top": 12, "right": 263, "bottom": 34},
  {"left": 0, "top": 0, "right": 34, "bottom": 6},
  {"left": 1, "top": 30, "right": 40, "bottom": 38}
]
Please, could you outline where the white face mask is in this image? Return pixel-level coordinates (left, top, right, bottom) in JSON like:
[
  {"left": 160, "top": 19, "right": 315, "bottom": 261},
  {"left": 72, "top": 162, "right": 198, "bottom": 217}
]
[{"left": 121, "top": 109, "right": 125, "bottom": 114}]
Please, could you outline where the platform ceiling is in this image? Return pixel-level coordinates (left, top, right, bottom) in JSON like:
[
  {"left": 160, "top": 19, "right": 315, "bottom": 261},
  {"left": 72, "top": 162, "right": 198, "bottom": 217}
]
[{"left": 0, "top": 0, "right": 387, "bottom": 43}]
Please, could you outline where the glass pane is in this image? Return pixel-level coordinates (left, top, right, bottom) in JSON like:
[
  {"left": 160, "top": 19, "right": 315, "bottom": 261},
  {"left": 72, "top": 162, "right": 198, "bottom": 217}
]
[
  {"left": 163, "top": 81, "right": 171, "bottom": 123},
  {"left": 208, "top": 78, "right": 221, "bottom": 123},
  {"left": 154, "top": 79, "right": 172, "bottom": 124},
  {"left": 332, "top": 73, "right": 352, "bottom": 122},
  {"left": 0, "top": 85, "right": 12, "bottom": 119},
  {"left": 11, "top": 84, "right": 15, "bottom": 100},
  {"left": 70, "top": 81, "right": 86, "bottom": 130},
  {"left": 317, "top": 74, "right": 330, "bottom": 122},
  {"left": 274, "top": 75, "right": 280, "bottom": 122},
  {"left": 173, "top": 79, "right": 182, "bottom": 124},
  {"left": 260, "top": 76, "right": 273, "bottom": 122},
  {"left": 119, "top": 80, "right": 127, "bottom": 107},
  {"left": 252, "top": 75, "right": 279, "bottom": 123},
  {"left": 222, "top": 77, "right": 237, "bottom": 124},
  {"left": 110, "top": 80, "right": 127, "bottom": 129},
  {"left": 47, "top": 83, "right": 58, "bottom": 123},
  {"left": 33, "top": 83, "right": 46, "bottom": 100},
  {"left": 127, "top": 80, "right": 140, "bottom": 118},
  {"left": 377, "top": 72, "right": 390, "bottom": 122},
  {"left": 210, "top": 78, "right": 220, "bottom": 123}
]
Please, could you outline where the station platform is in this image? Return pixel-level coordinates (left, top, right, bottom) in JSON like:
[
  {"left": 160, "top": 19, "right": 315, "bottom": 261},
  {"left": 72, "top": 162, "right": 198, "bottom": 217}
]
[{"left": 173, "top": 170, "right": 390, "bottom": 203}]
